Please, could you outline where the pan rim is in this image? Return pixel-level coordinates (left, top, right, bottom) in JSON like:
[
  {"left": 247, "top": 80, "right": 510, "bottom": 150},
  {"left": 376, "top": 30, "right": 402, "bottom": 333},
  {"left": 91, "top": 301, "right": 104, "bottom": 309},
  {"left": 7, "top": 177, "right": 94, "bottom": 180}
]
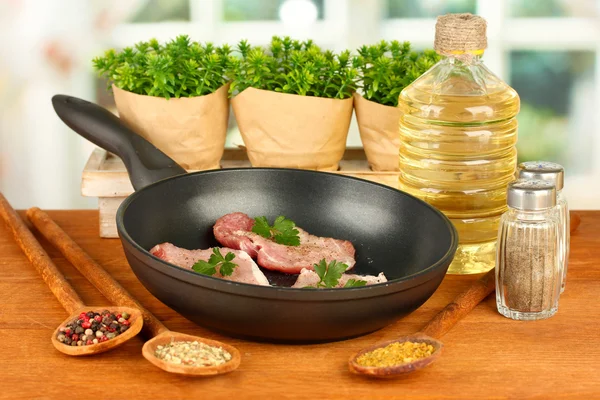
[{"left": 116, "top": 167, "right": 458, "bottom": 297}]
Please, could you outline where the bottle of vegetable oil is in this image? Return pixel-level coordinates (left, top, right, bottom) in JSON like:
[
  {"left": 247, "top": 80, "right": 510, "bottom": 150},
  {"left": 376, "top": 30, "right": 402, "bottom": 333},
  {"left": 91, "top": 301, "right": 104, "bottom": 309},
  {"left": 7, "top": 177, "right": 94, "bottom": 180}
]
[{"left": 397, "top": 13, "right": 519, "bottom": 274}]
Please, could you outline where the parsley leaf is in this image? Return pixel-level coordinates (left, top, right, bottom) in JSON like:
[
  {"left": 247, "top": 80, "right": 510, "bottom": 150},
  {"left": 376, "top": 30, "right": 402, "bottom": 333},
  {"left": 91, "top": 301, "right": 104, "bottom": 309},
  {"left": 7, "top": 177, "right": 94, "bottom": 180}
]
[
  {"left": 192, "top": 260, "right": 217, "bottom": 276},
  {"left": 251, "top": 215, "right": 300, "bottom": 246},
  {"left": 344, "top": 278, "right": 367, "bottom": 288},
  {"left": 313, "top": 259, "right": 349, "bottom": 288},
  {"left": 192, "top": 248, "right": 238, "bottom": 277}
]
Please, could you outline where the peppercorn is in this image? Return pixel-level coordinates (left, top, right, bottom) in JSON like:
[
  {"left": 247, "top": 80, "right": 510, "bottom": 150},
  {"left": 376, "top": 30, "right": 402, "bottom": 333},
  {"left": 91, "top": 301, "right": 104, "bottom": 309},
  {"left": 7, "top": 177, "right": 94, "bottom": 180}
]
[
  {"left": 76, "top": 319, "right": 83, "bottom": 326},
  {"left": 86, "top": 339, "right": 93, "bottom": 345},
  {"left": 64, "top": 337, "right": 72, "bottom": 345},
  {"left": 71, "top": 341, "right": 77, "bottom": 346},
  {"left": 122, "top": 312, "right": 130, "bottom": 320},
  {"left": 99, "top": 336, "right": 109, "bottom": 343},
  {"left": 86, "top": 311, "right": 95, "bottom": 318},
  {"left": 95, "top": 331, "right": 103, "bottom": 338},
  {"left": 75, "top": 326, "right": 84, "bottom": 334},
  {"left": 77, "top": 340, "right": 83, "bottom": 346},
  {"left": 57, "top": 334, "right": 66, "bottom": 343},
  {"left": 81, "top": 321, "right": 91, "bottom": 329},
  {"left": 119, "top": 325, "right": 129, "bottom": 334},
  {"left": 71, "top": 334, "right": 79, "bottom": 342},
  {"left": 106, "top": 332, "right": 116, "bottom": 340},
  {"left": 91, "top": 322, "right": 99, "bottom": 331}
]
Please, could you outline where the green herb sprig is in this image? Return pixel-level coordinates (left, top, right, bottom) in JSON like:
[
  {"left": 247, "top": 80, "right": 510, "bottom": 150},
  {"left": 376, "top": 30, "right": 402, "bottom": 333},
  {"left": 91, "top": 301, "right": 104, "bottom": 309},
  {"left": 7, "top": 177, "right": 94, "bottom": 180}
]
[
  {"left": 353, "top": 40, "right": 440, "bottom": 107},
  {"left": 92, "top": 35, "right": 234, "bottom": 99},
  {"left": 228, "top": 36, "right": 358, "bottom": 99},
  {"left": 192, "top": 248, "right": 238, "bottom": 277},
  {"left": 252, "top": 216, "right": 300, "bottom": 246},
  {"left": 305, "top": 259, "right": 367, "bottom": 288}
]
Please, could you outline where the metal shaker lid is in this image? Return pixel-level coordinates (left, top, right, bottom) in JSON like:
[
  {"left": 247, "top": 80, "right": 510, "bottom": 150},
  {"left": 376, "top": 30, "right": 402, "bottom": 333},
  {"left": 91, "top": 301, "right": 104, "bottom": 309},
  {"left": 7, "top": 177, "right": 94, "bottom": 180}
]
[
  {"left": 507, "top": 179, "right": 556, "bottom": 211},
  {"left": 517, "top": 161, "right": 564, "bottom": 191}
]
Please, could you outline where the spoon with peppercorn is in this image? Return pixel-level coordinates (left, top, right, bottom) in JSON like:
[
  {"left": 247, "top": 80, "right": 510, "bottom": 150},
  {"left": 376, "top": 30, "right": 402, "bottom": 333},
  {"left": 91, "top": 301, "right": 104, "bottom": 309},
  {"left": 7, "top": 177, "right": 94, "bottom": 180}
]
[
  {"left": 0, "top": 193, "right": 144, "bottom": 356},
  {"left": 26, "top": 207, "right": 241, "bottom": 376},
  {"left": 51, "top": 306, "right": 143, "bottom": 356},
  {"left": 348, "top": 267, "right": 496, "bottom": 378}
]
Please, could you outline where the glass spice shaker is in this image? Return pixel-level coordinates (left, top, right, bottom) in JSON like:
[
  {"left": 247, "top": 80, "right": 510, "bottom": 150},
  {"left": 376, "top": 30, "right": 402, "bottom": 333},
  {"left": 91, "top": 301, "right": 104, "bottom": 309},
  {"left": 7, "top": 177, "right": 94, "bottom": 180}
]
[
  {"left": 517, "top": 161, "right": 569, "bottom": 293},
  {"left": 496, "top": 179, "right": 561, "bottom": 321}
]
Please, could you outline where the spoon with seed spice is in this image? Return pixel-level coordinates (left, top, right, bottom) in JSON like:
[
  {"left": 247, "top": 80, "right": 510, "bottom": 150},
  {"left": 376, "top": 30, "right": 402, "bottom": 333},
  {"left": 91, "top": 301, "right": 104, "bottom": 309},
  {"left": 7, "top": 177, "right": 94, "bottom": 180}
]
[
  {"left": 348, "top": 213, "right": 583, "bottom": 378},
  {"left": 26, "top": 207, "right": 241, "bottom": 376},
  {"left": 0, "top": 193, "right": 143, "bottom": 356}
]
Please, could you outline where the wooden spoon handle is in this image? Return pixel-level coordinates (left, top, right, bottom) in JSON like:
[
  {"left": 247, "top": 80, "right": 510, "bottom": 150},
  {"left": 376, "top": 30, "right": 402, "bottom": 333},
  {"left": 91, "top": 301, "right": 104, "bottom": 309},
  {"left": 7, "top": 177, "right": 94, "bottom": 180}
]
[
  {"left": 420, "top": 267, "right": 496, "bottom": 339},
  {"left": 0, "top": 193, "right": 85, "bottom": 313},
  {"left": 26, "top": 207, "right": 168, "bottom": 338}
]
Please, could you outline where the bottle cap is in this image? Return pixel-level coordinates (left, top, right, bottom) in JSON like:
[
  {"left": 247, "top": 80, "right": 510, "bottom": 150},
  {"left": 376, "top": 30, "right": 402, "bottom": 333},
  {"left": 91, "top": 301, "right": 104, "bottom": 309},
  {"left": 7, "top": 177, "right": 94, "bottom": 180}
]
[
  {"left": 517, "top": 161, "right": 564, "bottom": 191},
  {"left": 434, "top": 13, "right": 487, "bottom": 59},
  {"left": 507, "top": 179, "right": 556, "bottom": 211}
]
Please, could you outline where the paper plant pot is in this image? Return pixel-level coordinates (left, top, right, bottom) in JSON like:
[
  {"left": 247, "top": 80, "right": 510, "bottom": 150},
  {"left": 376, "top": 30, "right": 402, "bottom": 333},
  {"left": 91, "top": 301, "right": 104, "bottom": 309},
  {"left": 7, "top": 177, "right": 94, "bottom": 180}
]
[
  {"left": 231, "top": 88, "right": 353, "bottom": 171},
  {"left": 354, "top": 93, "right": 402, "bottom": 171},
  {"left": 112, "top": 83, "right": 230, "bottom": 170}
]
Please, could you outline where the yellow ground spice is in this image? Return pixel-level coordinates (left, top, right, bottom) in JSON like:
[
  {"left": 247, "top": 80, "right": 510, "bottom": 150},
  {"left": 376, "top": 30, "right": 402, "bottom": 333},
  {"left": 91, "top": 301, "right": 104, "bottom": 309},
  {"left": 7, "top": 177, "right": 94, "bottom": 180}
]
[{"left": 356, "top": 341, "right": 435, "bottom": 367}]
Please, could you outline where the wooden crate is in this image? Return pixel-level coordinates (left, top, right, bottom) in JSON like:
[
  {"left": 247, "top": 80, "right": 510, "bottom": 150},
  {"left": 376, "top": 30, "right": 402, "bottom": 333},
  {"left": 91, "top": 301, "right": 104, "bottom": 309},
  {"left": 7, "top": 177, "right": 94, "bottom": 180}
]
[{"left": 81, "top": 147, "right": 400, "bottom": 238}]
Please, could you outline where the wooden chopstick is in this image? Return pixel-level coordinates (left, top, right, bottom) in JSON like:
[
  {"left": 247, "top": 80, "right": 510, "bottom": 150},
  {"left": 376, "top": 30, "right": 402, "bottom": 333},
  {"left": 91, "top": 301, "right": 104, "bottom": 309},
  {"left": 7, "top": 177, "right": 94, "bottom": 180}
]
[{"left": 0, "top": 193, "right": 84, "bottom": 313}]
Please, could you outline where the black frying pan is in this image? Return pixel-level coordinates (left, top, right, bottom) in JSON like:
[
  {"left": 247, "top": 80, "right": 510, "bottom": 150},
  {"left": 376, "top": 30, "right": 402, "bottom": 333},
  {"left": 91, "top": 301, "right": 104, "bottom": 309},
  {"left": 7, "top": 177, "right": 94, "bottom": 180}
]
[{"left": 51, "top": 94, "right": 458, "bottom": 343}]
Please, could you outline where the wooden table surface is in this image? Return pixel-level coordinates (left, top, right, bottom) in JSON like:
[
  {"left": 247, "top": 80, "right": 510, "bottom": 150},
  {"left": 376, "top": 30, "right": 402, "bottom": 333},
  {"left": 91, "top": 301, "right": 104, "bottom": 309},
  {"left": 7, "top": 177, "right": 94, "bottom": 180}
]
[{"left": 1, "top": 210, "right": 599, "bottom": 399}]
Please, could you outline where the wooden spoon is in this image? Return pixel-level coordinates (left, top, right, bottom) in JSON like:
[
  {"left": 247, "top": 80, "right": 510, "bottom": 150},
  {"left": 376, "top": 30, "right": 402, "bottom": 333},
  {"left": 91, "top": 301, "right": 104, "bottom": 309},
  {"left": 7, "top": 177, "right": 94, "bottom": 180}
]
[
  {"left": 348, "top": 267, "right": 495, "bottom": 378},
  {"left": 26, "top": 207, "right": 241, "bottom": 376},
  {"left": 348, "top": 213, "right": 583, "bottom": 378},
  {"left": 0, "top": 193, "right": 143, "bottom": 356}
]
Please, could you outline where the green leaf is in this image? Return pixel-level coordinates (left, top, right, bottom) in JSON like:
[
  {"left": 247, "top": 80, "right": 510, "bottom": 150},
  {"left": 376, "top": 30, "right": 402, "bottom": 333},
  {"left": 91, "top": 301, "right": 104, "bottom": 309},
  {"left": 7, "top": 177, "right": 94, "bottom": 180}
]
[
  {"left": 192, "top": 260, "right": 217, "bottom": 276},
  {"left": 344, "top": 279, "right": 367, "bottom": 288},
  {"left": 219, "top": 261, "right": 237, "bottom": 277},
  {"left": 192, "top": 248, "right": 238, "bottom": 277},
  {"left": 251, "top": 216, "right": 272, "bottom": 239},
  {"left": 313, "top": 259, "right": 349, "bottom": 288},
  {"left": 251, "top": 215, "right": 300, "bottom": 246},
  {"left": 314, "top": 259, "right": 327, "bottom": 281},
  {"left": 322, "top": 260, "right": 348, "bottom": 288}
]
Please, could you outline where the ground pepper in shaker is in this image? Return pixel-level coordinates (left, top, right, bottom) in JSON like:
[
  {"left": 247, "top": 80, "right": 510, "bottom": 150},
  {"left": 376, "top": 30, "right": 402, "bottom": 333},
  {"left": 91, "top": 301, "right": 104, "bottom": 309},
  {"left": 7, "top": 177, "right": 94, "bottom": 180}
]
[
  {"left": 518, "top": 161, "right": 569, "bottom": 293},
  {"left": 496, "top": 179, "right": 561, "bottom": 321}
]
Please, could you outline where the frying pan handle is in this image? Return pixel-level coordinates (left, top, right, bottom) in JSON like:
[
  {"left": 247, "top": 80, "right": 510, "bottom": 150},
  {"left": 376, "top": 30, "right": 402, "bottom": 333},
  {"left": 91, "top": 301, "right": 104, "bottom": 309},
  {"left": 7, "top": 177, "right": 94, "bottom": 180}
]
[{"left": 51, "top": 94, "right": 187, "bottom": 191}]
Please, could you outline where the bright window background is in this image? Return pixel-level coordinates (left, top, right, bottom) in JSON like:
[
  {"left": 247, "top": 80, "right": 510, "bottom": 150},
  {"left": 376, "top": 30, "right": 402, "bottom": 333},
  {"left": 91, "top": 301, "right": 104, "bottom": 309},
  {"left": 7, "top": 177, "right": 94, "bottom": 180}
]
[{"left": 0, "top": 0, "right": 598, "bottom": 210}]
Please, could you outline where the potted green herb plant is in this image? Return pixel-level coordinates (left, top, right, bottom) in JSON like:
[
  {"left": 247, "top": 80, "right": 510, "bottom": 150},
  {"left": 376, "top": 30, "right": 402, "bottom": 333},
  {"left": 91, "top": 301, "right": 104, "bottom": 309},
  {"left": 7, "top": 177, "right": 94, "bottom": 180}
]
[
  {"left": 92, "top": 35, "right": 233, "bottom": 170},
  {"left": 353, "top": 41, "right": 439, "bottom": 171},
  {"left": 228, "top": 36, "right": 357, "bottom": 171}
]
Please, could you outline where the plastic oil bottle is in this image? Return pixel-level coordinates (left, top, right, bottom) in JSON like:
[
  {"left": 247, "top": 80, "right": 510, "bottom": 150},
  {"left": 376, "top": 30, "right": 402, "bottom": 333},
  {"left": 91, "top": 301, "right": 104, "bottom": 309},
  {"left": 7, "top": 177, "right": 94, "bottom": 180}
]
[{"left": 397, "top": 13, "right": 520, "bottom": 274}]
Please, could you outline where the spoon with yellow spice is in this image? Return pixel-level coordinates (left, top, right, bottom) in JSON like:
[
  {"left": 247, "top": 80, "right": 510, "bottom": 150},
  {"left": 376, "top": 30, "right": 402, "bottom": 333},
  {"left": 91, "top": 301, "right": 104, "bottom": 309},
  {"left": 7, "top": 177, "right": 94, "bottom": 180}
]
[
  {"left": 348, "top": 268, "right": 495, "bottom": 377},
  {"left": 349, "top": 212, "right": 582, "bottom": 378}
]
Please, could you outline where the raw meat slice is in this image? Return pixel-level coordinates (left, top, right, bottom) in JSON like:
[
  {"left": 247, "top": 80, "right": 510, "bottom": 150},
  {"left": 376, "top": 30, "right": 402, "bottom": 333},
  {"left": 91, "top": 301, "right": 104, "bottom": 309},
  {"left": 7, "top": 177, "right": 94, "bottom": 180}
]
[
  {"left": 212, "top": 212, "right": 259, "bottom": 257},
  {"left": 213, "top": 212, "right": 356, "bottom": 274},
  {"left": 149, "top": 242, "right": 270, "bottom": 286},
  {"left": 291, "top": 268, "right": 387, "bottom": 289}
]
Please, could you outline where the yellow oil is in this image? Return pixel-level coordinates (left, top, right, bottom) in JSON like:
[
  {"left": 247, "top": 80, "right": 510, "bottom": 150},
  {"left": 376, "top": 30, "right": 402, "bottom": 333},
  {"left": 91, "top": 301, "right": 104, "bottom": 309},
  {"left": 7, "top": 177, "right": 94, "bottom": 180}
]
[{"left": 398, "top": 57, "right": 520, "bottom": 274}]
